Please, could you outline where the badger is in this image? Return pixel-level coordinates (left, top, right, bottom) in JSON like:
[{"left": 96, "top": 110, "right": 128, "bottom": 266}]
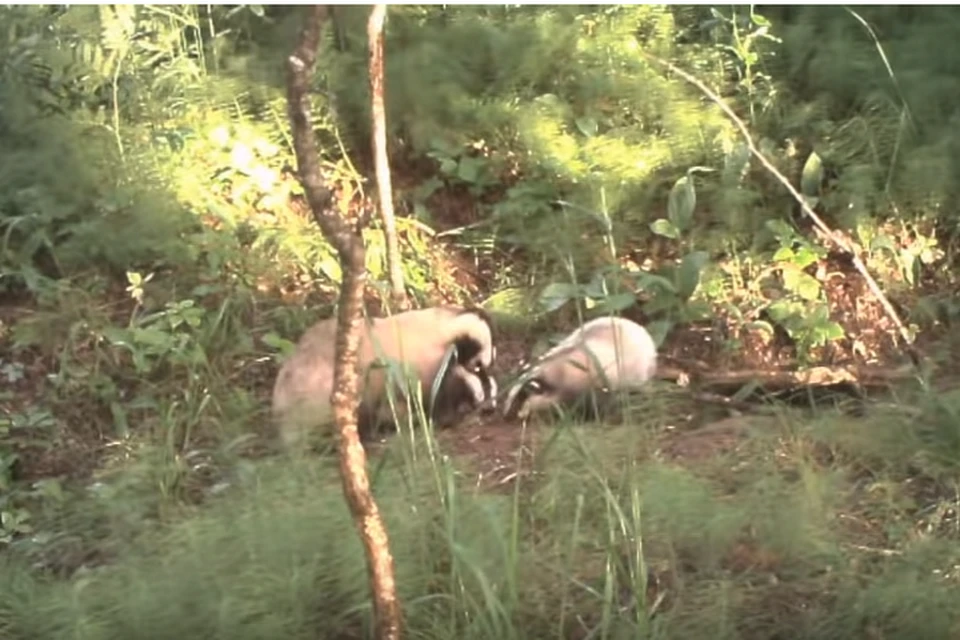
[
  {"left": 502, "top": 316, "right": 657, "bottom": 422},
  {"left": 271, "top": 305, "right": 498, "bottom": 448}
]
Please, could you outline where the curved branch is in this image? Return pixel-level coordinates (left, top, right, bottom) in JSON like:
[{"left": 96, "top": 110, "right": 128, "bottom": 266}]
[
  {"left": 368, "top": 4, "right": 408, "bottom": 311},
  {"left": 644, "top": 53, "right": 922, "bottom": 370},
  {"left": 286, "top": 7, "right": 403, "bottom": 639}
]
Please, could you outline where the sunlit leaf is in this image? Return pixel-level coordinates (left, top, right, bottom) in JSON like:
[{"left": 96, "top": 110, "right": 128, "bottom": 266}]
[
  {"left": 594, "top": 292, "right": 636, "bottom": 313},
  {"left": 650, "top": 218, "right": 680, "bottom": 239},
  {"left": 772, "top": 246, "right": 794, "bottom": 262},
  {"left": 782, "top": 266, "right": 821, "bottom": 301},
  {"left": 800, "top": 150, "right": 824, "bottom": 198},
  {"left": 575, "top": 117, "right": 598, "bottom": 138},
  {"left": 668, "top": 175, "right": 696, "bottom": 231},
  {"left": 539, "top": 282, "right": 580, "bottom": 312},
  {"left": 676, "top": 250, "right": 709, "bottom": 300}
]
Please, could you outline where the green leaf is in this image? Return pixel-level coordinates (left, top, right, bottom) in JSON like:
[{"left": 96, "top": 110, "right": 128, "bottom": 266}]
[
  {"left": 457, "top": 157, "right": 483, "bottom": 184},
  {"left": 668, "top": 175, "right": 697, "bottom": 231},
  {"left": 262, "top": 332, "right": 296, "bottom": 356},
  {"left": 772, "top": 246, "right": 794, "bottom": 262},
  {"left": 765, "top": 219, "right": 795, "bottom": 244},
  {"left": 539, "top": 282, "right": 580, "bottom": 312},
  {"left": 594, "top": 292, "right": 636, "bottom": 313},
  {"left": 820, "top": 321, "right": 845, "bottom": 341},
  {"left": 637, "top": 273, "right": 678, "bottom": 294},
  {"left": 744, "top": 320, "right": 775, "bottom": 337},
  {"left": 575, "top": 117, "right": 598, "bottom": 138},
  {"left": 793, "top": 246, "right": 821, "bottom": 270},
  {"left": 800, "top": 151, "right": 824, "bottom": 198},
  {"left": 650, "top": 218, "right": 680, "bottom": 239},
  {"left": 439, "top": 158, "right": 458, "bottom": 176},
  {"left": 676, "top": 251, "right": 710, "bottom": 301},
  {"left": 782, "top": 267, "right": 821, "bottom": 301},
  {"left": 751, "top": 12, "right": 771, "bottom": 27}
]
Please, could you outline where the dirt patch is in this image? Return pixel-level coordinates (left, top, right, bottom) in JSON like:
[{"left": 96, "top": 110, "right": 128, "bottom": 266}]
[{"left": 437, "top": 417, "right": 540, "bottom": 491}]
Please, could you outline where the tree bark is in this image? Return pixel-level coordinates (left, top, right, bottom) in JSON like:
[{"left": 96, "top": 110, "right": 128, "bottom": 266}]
[
  {"left": 367, "top": 4, "right": 408, "bottom": 311},
  {"left": 285, "top": 7, "right": 403, "bottom": 640}
]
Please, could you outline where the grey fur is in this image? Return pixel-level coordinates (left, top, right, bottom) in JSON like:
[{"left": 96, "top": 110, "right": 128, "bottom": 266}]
[
  {"left": 272, "top": 306, "right": 497, "bottom": 447},
  {"left": 503, "top": 316, "right": 657, "bottom": 421}
]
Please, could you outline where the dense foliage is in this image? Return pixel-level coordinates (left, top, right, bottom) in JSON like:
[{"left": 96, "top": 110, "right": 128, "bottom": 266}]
[{"left": 2, "top": 5, "right": 960, "bottom": 639}]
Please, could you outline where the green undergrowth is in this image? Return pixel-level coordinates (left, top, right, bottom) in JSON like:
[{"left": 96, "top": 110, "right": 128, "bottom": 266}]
[
  {"left": 2, "top": 388, "right": 960, "bottom": 639},
  {"left": 3, "top": 5, "right": 960, "bottom": 639}
]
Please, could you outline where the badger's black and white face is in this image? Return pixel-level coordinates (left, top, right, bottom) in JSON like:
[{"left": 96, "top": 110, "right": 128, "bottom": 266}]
[
  {"left": 448, "top": 309, "right": 498, "bottom": 413},
  {"left": 502, "top": 317, "right": 658, "bottom": 422},
  {"left": 502, "top": 373, "right": 562, "bottom": 421}
]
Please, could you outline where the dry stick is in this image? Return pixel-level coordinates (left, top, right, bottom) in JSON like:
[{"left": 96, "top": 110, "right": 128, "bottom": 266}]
[
  {"left": 368, "top": 4, "right": 408, "bottom": 312},
  {"left": 286, "top": 6, "right": 403, "bottom": 640},
  {"left": 644, "top": 54, "right": 923, "bottom": 371}
]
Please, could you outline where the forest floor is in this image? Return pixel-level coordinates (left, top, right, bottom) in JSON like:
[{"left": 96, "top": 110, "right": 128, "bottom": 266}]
[{"left": 4, "top": 160, "right": 960, "bottom": 638}]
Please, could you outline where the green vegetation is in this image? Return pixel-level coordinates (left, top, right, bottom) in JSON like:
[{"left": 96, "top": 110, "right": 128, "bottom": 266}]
[{"left": 2, "top": 5, "right": 960, "bottom": 638}]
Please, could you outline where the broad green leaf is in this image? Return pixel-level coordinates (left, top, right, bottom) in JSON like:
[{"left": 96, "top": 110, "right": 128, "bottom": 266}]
[
  {"left": 262, "top": 332, "right": 296, "bottom": 356},
  {"left": 765, "top": 219, "right": 795, "bottom": 243},
  {"left": 767, "top": 299, "right": 803, "bottom": 322},
  {"left": 575, "top": 117, "right": 598, "bottom": 138},
  {"left": 801, "top": 195, "right": 820, "bottom": 212},
  {"left": 820, "top": 321, "right": 845, "bottom": 341},
  {"left": 793, "top": 246, "right": 821, "bottom": 269},
  {"left": 782, "top": 267, "right": 821, "bottom": 301},
  {"left": 457, "top": 157, "right": 482, "bottom": 184},
  {"left": 637, "top": 273, "right": 678, "bottom": 294},
  {"left": 594, "top": 292, "right": 636, "bottom": 313},
  {"left": 772, "top": 246, "right": 794, "bottom": 262},
  {"left": 539, "top": 282, "right": 580, "bottom": 312},
  {"left": 676, "top": 250, "right": 710, "bottom": 300},
  {"left": 650, "top": 218, "right": 680, "bottom": 239},
  {"left": 439, "top": 158, "right": 457, "bottom": 175},
  {"left": 800, "top": 151, "right": 824, "bottom": 198},
  {"left": 668, "top": 175, "right": 696, "bottom": 231}
]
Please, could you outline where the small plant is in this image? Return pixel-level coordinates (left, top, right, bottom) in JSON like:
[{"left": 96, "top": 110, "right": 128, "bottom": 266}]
[
  {"left": 758, "top": 219, "right": 845, "bottom": 360},
  {"left": 426, "top": 138, "right": 499, "bottom": 197},
  {"left": 705, "top": 6, "right": 781, "bottom": 123}
]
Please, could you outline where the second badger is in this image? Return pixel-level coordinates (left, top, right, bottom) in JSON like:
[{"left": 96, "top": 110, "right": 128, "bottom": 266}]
[{"left": 502, "top": 316, "right": 658, "bottom": 422}]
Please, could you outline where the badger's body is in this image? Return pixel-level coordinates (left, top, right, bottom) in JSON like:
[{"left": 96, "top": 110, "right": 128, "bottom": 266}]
[
  {"left": 503, "top": 316, "right": 657, "bottom": 421},
  {"left": 272, "top": 306, "right": 497, "bottom": 447}
]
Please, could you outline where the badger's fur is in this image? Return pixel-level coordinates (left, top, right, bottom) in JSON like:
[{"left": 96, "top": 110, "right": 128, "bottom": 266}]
[
  {"left": 272, "top": 306, "right": 497, "bottom": 448},
  {"left": 502, "top": 316, "right": 657, "bottom": 422}
]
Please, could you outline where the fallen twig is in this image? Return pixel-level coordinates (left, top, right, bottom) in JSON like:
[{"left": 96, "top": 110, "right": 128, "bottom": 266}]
[{"left": 657, "top": 363, "right": 916, "bottom": 395}]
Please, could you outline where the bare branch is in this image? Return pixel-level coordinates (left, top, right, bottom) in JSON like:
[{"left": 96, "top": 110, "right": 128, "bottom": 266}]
[
  {"left": 285, "top": 7, "right": 403, "bottom": 640},
  {"left": 368, "top": 4, "right": 408, "bottom": 311},
  {"left": 644, "top": 54, "right": 923, "bottom": 370}
]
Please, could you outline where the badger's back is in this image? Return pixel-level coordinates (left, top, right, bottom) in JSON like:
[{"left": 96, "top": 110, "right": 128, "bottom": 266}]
[
  {"left": 271, "top": 317, "right": 341, "bottom": 447},
  {"left": 539, "top": 316, "right": 657, "bottom": 390}
]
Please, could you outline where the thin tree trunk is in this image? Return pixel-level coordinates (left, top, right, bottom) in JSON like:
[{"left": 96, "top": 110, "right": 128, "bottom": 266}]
[
  {"left": 368, "top": 4, "right": 408, "bottom": 311},
  {"left": 285, "top": 7, "right": 403, "bottom": 640}
]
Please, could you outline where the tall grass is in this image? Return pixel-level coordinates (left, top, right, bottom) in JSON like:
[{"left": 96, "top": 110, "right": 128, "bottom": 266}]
[{"left": 2, "top": 391, "right": 960, "bottom": 639}]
